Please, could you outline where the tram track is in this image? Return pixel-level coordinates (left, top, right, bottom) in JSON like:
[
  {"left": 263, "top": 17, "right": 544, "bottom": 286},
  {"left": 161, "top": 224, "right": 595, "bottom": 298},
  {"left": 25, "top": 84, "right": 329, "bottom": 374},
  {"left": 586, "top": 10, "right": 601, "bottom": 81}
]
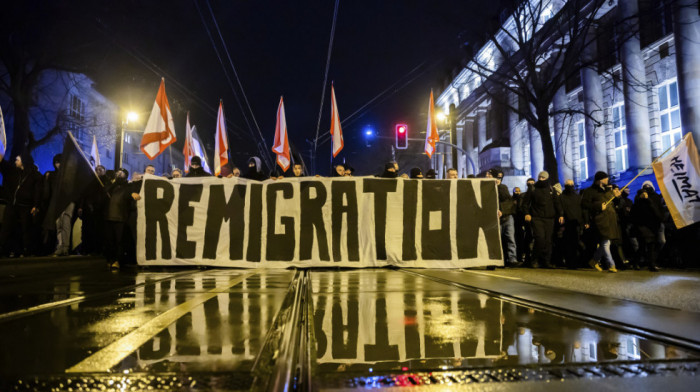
[{"left": 404, "top": 269, "right": 700, "bottom": 353}]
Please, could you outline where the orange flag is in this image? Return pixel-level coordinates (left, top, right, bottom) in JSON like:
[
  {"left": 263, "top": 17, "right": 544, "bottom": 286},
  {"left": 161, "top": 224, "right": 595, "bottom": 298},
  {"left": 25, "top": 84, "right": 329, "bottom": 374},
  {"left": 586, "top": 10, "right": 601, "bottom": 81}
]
[
  {"left": 214, "top": 101, "right": 229, "bottom": 176},
  {"left": 424, "top": 90, "right": 439, "bottom": 158},
  {"left": 140, "top": 79, "right": 176, "bottom": 159},
  {"left": 271, "top": 96, "right": 291, "bottom": 171},
  {"left": 330, "top": 84, "right": 344, "bottom": 157}
]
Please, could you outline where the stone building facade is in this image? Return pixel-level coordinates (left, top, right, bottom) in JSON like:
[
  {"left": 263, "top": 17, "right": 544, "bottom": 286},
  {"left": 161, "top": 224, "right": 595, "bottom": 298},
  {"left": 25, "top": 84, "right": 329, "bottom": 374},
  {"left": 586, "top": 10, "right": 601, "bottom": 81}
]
[{"left": 435, "top": 0, "right": 700, "bottom": 188}]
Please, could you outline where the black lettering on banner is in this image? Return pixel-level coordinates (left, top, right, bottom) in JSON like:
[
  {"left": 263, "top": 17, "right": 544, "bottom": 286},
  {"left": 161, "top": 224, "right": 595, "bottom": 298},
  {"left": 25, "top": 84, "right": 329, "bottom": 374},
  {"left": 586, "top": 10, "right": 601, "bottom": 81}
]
[
  {"left": 421, "top": 181, "right": 451, "bottom": 260},
  {"left": 203, "top": 185, "right": 246, "bottom": 260},
  {"left": 176, "top": 184, "right": 203, "bottom": 259},
  {"left": 363, "top": 179, "right": 397, "bottom": 260},
  {"left": 402, "top": 180, "right": 418, "bottom": 261},
  {"left": 364, "top": 297, "right": 400, "bottom": 361},
  {"left": 246, "top": 183, "right": 263, "bottom": 262},
  {"left": 456, "top": 180, "right": 502, "bottom": 259},
  {"left": 300, "top": 181, "right": 330, "bottom": 261},
  {"left": 332, "top": 299, "right": 359, "bottom": 359},
  {"left": 266, "top": 182, "right": 295, "bottom": 261},
  {"left": 403, "top": 293, "right": 421, "bottom": 358},
  {"left": 144, "top": 180, "right": 174, "bottom": 260},
  {"left": 332, "top": 182, "right": 360, "bottom": 261}
]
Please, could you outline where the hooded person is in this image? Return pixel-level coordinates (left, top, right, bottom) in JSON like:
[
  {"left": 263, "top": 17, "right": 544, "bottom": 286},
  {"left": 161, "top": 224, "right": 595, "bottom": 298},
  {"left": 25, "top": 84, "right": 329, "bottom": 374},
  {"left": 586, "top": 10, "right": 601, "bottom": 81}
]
[
  {"left": 244, "top": 156, "right": 268, "bottom": 181},
  {"left": 379, "top": 162, "right": 398, "bottom": 178},
  {"left": 103, "top": 168, "right": 134, "bottom": 269},
  {"left": 581, "top": 171, "right": 621, "bottom": 272},
  {"left": 521, "top": 171, "right": 564, "bottom": 268},
  {"left": 424, "top": 169, "right": 437, "bottom": 179},
  {"left": 0, "top": 151, "right": 43, "bottom": 257},
  {"left": 186, "top": 156, "right": 212, "bottom": 177},
  {"left": 409, "top": 167, "right": 424, "bottom": 179}
]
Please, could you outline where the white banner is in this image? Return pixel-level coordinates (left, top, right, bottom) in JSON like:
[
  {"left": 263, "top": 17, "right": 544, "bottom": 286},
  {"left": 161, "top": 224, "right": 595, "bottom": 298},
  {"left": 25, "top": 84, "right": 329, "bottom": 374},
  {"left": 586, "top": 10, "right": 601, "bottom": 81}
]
[
  {"left": 137, "top": 175, "right": 503, "bottom": 268},
  {"left": 653, "top": 133, "right": 700, "bottom": 228}
]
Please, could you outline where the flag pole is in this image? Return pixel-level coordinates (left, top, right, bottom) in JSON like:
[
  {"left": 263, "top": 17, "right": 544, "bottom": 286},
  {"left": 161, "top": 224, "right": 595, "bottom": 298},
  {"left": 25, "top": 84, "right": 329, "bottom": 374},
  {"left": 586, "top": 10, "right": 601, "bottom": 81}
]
[{"left": 604, "top": 137, "right": 684, "bottom": 207}]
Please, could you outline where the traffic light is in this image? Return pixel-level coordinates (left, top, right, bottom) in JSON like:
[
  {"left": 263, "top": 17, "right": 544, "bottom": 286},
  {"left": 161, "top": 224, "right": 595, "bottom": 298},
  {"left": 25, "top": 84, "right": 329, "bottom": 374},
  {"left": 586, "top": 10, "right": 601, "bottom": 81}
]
[{"left": 395, "top": 123, "right": 408, "bottom": 149}]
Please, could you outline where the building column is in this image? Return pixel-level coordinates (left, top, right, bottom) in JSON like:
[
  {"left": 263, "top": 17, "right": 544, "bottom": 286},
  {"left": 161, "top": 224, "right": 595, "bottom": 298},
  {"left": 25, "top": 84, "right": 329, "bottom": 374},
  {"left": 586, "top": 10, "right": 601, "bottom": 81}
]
[
  {"left": 618, "top": 0, "right": 652, "bottom": 170},
  {"left": 456, "top": 124, "right": 465, "bottom": 176},
  {"left": 553, "top": 87, "right": 573, "bottom": 183},
  {"left": 580, "top": 30, "right": 608, "bottom": 178},
  {"left": 437, "top": 142, "right": 445, "bottom": 178},
  {"left": 508, "top": 91, "right": 525, "bottom": 175},
  {"left": 476, "top": 106, "right": 488, "bottom": 151},
  {"left": 674, "top": 0, "right": 700, "bottom": 145},
  {"left": 443, "top": 132, "right": 452, "bottom": 171},
  {"left": 529, "top": 124, "right": 544, "bottom": 177},
  {"left": 463, "top": 117, "right": 475, "bottom": 175}
]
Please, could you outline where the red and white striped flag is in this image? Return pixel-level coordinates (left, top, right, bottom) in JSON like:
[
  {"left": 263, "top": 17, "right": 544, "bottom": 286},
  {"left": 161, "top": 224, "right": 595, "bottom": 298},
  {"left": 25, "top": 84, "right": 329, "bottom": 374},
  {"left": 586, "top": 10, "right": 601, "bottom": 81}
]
[
  {"left": 424, "top": 90, "right": 439, "bottom": 158},
  {"left": 183, "top": 112, "right": 195, "bottom": 173},
  {"left": 272, "top": 96, "right": 291, "bottom": 171},
  {"left": 214, "top": 101, "right": 229, "bottom": 176},
  {"left": 140, "top": 78, "right": 176, "bottom": 160},
  {"left": 330, "top": 84, "right": 344, "bottom": 157}
]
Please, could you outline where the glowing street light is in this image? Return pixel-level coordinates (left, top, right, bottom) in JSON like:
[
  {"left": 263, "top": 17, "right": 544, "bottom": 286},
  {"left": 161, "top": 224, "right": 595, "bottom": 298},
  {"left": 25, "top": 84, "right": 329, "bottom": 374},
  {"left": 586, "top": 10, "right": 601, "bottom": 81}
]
[{"left": 126, "top": 111, "right": 139, "bottom": 124}]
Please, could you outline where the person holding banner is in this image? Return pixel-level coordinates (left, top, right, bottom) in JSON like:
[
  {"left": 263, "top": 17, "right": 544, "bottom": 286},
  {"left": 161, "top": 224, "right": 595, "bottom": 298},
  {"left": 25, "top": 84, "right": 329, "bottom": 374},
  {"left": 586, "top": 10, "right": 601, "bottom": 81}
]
[{"left": 582, "top": 172, "right": 622, "bottom": 273}]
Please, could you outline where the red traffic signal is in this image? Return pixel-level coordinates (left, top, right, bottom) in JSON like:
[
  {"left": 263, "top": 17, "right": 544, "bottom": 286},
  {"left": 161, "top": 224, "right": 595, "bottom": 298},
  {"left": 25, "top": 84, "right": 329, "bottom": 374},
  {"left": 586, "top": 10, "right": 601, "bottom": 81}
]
[{"left": 396, "top": 123, "right": 408, "bottom": 149}]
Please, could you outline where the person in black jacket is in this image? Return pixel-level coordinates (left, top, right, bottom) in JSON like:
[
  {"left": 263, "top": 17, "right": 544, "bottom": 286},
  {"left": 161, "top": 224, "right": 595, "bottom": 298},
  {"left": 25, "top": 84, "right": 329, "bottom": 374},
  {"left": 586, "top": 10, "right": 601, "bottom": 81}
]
[
  {"left": 560, "top": 179, "right": 583, "bottom": 268},
  {"left": 490, "top": 168, "right": 519, "bottom": 266},
  {"left": 0, "top": 151, "right": 43, "bottom": 257},
  {"left": 243, "top": 157, "right": 268, "bottom": 181},
  {"left": 521, "top": 171, "right": 564, "bottom": 268},
  {"left": 581, "top": 171, "right": 621, "bottom": 272},
  {"left": 186, "top": 156, "right": 212, "bottom": 177},
  {"left": 631, "top": 189, "right": 663, "bottom": 271},
  {"left": 104, "top": 168, "right": 134, "bottom": 269}
]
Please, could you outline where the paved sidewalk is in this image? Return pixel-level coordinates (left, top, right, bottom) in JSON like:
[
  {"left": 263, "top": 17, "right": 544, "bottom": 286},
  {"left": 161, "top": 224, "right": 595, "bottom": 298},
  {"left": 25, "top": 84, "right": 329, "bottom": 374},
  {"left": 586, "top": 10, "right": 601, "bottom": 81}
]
[{"left": 480, "top": 268, "right": 700, "bottom": 313}]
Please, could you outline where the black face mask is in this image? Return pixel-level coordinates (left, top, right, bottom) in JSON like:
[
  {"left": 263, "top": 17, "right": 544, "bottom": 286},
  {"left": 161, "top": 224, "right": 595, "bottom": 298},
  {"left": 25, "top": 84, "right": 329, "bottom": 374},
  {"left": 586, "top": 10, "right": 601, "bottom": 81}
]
[
  {"left": 564, "top": 185, "right": 575, "bottom": 193},
  {"left": 527, "top": 183, "right": 535, "bottom": 191}
]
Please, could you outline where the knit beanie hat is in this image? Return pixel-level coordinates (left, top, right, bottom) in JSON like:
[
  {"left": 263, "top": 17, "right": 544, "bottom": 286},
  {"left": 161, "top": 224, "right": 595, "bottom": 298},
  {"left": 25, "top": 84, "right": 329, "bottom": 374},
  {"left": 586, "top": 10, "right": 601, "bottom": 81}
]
[{"left": 594, "top": 171, "right": 609, "bottom": 182}]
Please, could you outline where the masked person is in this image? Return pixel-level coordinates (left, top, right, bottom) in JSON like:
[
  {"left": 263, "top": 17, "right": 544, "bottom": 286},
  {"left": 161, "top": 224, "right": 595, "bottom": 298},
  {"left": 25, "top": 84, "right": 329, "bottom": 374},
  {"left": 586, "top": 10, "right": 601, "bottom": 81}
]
[
  {"left": 104, "top": 168, "right": 134, "bottom": 269},
  {"left": 521, "top": 171, "right": 564, "bottom": 268},
  {"left": 560, "top": 180, "right": 583, "bottom": 268},
  {"left": 186, "top": 156, "right": 211, "bottom": 177},
  {"left": 581, "top": 171, "right": 621, "bottom": 272},
  {"left": 244, "top": 157, "right": 268, "bottom": 181},
  {"left": 379, "top": 162, "right": 397, "bottom": 178},
  {"left": 409, "top": 168, "right": 423, "bottom": 179}
]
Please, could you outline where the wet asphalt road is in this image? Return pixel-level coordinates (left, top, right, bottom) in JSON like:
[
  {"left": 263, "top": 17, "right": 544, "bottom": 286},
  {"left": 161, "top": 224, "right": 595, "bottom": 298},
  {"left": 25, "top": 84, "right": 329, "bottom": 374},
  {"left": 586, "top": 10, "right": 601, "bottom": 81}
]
[{"left": 0, "top": 262, "right": 698, "bottom": 391}]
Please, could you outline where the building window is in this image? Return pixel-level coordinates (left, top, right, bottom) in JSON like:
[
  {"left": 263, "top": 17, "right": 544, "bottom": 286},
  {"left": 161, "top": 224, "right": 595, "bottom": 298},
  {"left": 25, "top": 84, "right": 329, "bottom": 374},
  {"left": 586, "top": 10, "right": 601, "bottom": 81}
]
[
  {"left": 577, "top": 121, "right": 587, "bottom": 180},
  {"left": 612, "top": 103, "right": 628, "bottom": 172},
  {"left": 658, "top": 79, "right": 682, "bottom": 151},
  {"left": 106, "top": 149, "right": 112, "bottom": 158},
  {"left": 70, "top": 94, "right": 85, "bottom": 121}
]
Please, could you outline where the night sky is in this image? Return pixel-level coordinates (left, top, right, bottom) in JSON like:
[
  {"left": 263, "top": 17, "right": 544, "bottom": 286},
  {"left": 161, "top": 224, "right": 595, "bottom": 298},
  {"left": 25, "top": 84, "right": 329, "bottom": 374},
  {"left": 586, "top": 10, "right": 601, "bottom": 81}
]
[{"left": 14, "top": 0, "right": 505, "bottom": 175}]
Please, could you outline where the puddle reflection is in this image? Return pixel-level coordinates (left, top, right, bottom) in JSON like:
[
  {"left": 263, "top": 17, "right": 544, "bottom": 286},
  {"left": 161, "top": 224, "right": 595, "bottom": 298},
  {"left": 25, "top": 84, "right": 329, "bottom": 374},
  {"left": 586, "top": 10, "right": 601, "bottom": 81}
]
[
  {"left": 309, "top": 271, "right": 698, "bottom": 374},
  {"left": 122, "top": 271, "right": 293, "bottom": 372}
]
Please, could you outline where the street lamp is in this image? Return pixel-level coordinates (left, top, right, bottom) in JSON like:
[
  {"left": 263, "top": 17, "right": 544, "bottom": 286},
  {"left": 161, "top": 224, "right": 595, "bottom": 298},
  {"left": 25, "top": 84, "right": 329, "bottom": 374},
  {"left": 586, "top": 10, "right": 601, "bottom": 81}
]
[{"left": 115, "top": 111, "right": 140, "bottom": 170}]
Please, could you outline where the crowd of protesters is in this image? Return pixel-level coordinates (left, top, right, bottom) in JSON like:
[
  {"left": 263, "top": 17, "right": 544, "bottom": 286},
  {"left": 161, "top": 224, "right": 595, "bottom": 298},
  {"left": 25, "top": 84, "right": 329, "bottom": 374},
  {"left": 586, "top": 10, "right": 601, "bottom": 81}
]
[{"left": 0, "top": 150, "right": 696, "bottom": 271}]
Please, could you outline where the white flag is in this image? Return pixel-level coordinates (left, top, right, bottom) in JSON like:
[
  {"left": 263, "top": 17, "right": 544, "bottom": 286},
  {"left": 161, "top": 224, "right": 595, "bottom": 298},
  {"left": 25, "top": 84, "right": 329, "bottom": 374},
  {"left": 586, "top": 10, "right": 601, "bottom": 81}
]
[
  {"left": 190, "top": 125, "right": 212, "bottom": 174},
  {"left": 90, "top": 135, "right": 100, "bottom": 168},
  {"left": 653, "top": 133, "right": 700, "bottom": 228}
]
